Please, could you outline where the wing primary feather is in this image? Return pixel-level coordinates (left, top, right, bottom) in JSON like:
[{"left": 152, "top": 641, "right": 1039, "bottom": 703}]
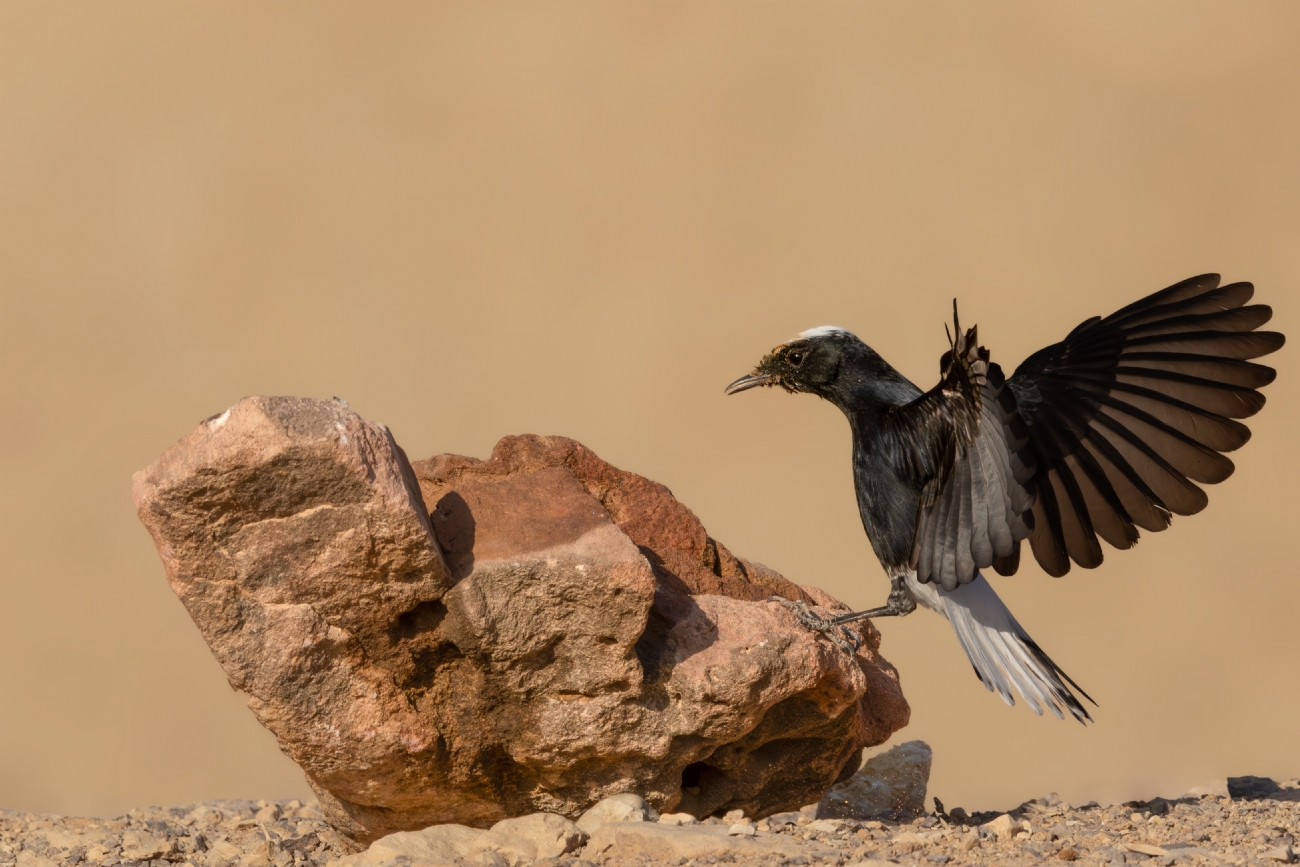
[
  {"left": 1088, "top": 412, "right": 1209, "bottom": 514},
  {"left": 1096, "top": 274, "right": 1221, "bottom": 325}
]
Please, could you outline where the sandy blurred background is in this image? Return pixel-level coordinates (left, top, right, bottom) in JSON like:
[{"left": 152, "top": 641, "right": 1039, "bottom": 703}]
[{"left": 1, "top": 0, "right": 1297, "bottom": 820}]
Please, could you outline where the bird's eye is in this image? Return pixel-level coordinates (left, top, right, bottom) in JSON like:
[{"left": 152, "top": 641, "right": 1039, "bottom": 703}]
[{"left": 788, "top": 351, "right": 805, "bottom": 366}]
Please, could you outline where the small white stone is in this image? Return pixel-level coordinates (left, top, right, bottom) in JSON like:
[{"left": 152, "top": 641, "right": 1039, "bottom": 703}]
[
  {"left": 722, "top": 809, "right": 746, "bottom": 824},
  {"left": 728, "top": 823, "right": 756, "bottom": 837}
]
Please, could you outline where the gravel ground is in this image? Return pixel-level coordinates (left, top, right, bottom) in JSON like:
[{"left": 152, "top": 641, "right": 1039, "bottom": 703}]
[
  {"left": 744, "top": 789, "right": 1300, "bottom": 867},
  {"left": 0, "top": 800, "right": 353, "bottom": 867},
  {"left": 3, "top": 786, "right": 1299, "bottom": 867}
]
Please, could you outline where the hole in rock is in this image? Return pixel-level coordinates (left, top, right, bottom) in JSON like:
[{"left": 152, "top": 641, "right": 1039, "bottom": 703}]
[
  {"left": 394, "top": 600, "right": 447, "bottom": 640},
  {"left": 681, "top": 762, "right": 708, "bottom": 789}
]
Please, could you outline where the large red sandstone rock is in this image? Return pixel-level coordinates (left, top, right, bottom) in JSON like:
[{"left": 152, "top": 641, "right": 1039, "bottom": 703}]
[{"left": 133, "top": 397, "right": 909, "bottom": 844}]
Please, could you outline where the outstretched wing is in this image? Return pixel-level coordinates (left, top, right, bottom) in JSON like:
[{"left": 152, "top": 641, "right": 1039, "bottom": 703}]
[
  {"left": 1004, "top": 273, "right": 1284, "bottom": 575},
  {"left": 883, "top": 307, "right": 1037, "bottom": 591},
  {"left": 892, "top": 274, "right": 1284, "bottom": 589}
]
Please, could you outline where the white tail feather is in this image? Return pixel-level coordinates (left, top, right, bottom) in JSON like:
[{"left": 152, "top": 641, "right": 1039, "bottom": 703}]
[{"left": 904, "top": 572, "right": 1093, "bottom": 723}]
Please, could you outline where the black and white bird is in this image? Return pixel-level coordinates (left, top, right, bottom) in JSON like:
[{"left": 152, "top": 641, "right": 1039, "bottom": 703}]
[{"left": 726, "top": 275, "right": 1283, "bottom": 723}]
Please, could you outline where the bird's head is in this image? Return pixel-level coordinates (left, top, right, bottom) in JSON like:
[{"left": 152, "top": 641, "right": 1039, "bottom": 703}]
[{"left": 725, "top": 325, "right": 860, "bottom": 399}]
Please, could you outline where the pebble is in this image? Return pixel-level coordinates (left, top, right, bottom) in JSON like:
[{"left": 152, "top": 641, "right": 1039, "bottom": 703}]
[
  {"left": 4, "top": 783, "right": 1300, "bottom": 867},
  {"left": 0, "top": 799, "right": 347, "bottom": 867}
]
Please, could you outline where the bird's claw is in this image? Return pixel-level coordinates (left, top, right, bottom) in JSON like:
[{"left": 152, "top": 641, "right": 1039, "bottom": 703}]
[{"left": 767, "top": 596, "right": 861, "bottom": 654}]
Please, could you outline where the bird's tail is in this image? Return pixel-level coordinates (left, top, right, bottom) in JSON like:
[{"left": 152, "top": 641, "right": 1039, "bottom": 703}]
[{"left": 904, "top": 572, "right": 1095, "bottom": 723}]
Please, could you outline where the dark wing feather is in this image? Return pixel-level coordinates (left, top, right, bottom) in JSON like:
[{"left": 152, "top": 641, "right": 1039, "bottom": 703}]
[
  {"left": 887, "top": 309, "right": 1036, "bottom": 591},
  {"left": 1005, "top": 274, "right": 1284, "bottom": 576}
]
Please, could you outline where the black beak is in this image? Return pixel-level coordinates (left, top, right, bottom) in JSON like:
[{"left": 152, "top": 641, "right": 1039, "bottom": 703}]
[{"left": 725, "top": 372, "right": 773, "bottom": 395}]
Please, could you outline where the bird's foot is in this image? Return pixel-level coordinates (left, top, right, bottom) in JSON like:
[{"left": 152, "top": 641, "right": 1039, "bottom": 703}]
[
  {"left": 767, "top": 596, "right": 861, "bottom": 654},
  {"left": 828, "top": 577, "right": 917, "bottom": 625}
]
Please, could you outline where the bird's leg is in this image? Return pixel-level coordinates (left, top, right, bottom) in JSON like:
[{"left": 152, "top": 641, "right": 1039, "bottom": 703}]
[
  {"left": 828, "top": 575, "right": 917, "bottom": 626},
  {"left": 769, "top": 577, "right": 918, "bottom": 653},
  {"left": 767, "top": 597, "right": 862, "bottom": 654}
]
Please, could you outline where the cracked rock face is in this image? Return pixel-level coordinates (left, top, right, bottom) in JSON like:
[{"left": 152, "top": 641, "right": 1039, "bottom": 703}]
[{"left": 133, "top": 397, "right": 909, "bottom": 844}]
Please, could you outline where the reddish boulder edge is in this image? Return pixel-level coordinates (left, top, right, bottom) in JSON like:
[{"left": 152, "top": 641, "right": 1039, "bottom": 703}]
[{"left": 133, "top": 398, "right": 909, "bottom": 844}]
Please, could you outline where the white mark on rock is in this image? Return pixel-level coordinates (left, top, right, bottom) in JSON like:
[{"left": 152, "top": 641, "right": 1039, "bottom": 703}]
[{"left": 208, "top": 408, "right": 232, "bottom": 430}]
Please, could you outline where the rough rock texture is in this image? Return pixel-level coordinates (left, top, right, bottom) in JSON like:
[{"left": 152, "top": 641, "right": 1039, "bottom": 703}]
[
  {"left": 817, "top": 740, "right": 933, "bottom": 821},
  {"left": 466, "top": 814, "right": 586, "bottom": 863},
  {"left": 133, "top": 398, "right": 909, "bottom": 844},
  {"left": 132, "top": 397, "right": 454, "bottom": 837},
  {"left": 575, "top": 795, "right": 658, "bottom": 835},
  {"left": 335, "top": 823, "right": 484, "bottom": 867}
]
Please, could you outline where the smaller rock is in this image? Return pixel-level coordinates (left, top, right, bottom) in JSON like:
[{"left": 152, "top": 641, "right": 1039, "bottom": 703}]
[
  {"left": 1228, "top": 776, "right": 1282, "bottom": 800},
  {"left": 809, "top": 820, "right": 842, "bottom": 834},
  {"left": 337, "top": 824, "right": 484, "bottom": 866},
  {"left": 980, "top": 814, "right": 1028, "bottom": 842},
  {"left": 658, "top": 814, "right": 699, "bottom": 826},
  {"left": 892, "top": 831, "right": 931, "bottom": 850},
  {"left": 576, "top": 795, "right": 656, "bottom": 835},
  {"left": 766, "top": 812, "right": 801, "bottom": 827},
  {"left": 727, "top": 823, "right": 756, "bottom": 837},
  {"left": 723, "top": 809, "right": 746, "bottom": 824},
  {"left": 208, "top": 839, "right": 243, "bottom": 864},
  {"left": 818, "top": 740, "right": 932, "bottom": 821},
  {"left": 467, "top": 814, "right": 586, "bottom": 864},
  {"left": 120, "top": 831, "right": 171, "bottom": 861},
  {"left": 1262, "top": 845, "right": 1296, "bottom": 864},
  {"left": 1057, "top": 847, "right": 1079, "bottom": 861},
  {"left": 253, "top": 805, "right": 281, "bottom": 823}
]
